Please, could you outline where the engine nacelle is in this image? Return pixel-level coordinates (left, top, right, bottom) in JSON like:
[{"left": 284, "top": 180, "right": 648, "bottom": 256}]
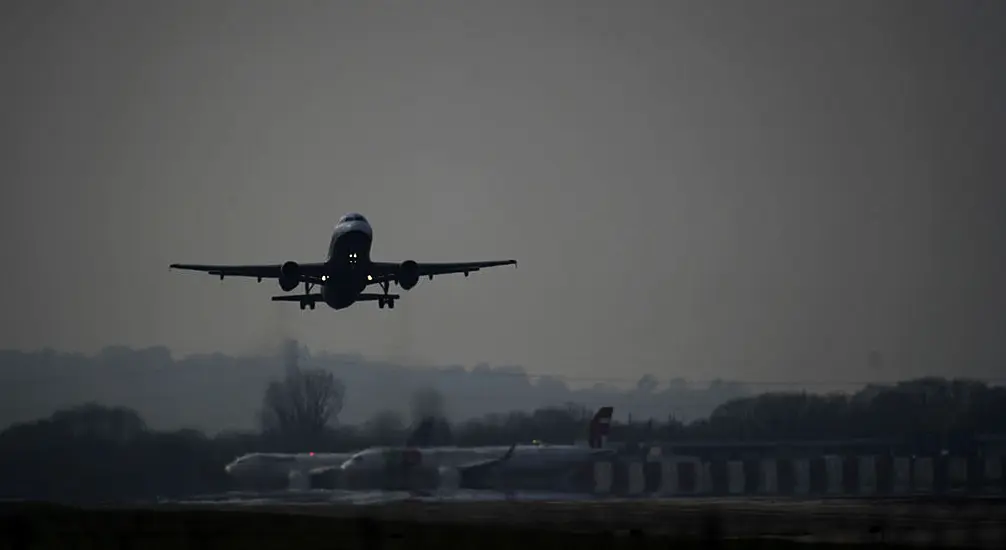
[
  {"left": 278, "top": 261, "right": 301, "bottom": 292},
  {"left": 398, "top": 260, "right": 420, "bottom": 290}
]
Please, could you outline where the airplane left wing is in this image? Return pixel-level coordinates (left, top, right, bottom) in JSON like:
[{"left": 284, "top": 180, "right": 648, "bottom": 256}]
[{"left": 370, "top": 259, "right": 517, "bottom": 283}]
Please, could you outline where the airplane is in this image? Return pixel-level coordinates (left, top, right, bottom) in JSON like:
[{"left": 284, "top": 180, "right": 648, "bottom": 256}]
[
  {"left": 223, "top": 417, "right": 445, "bottom": 490},
  {"left": 224, "top": 451, "right": 354, "bottom": 491},
  {"left": 338, "top": 406, "right": 615, "bottom": 493},
  {"left": 169, "top": 212, "right": 517, "bottom": 310}
]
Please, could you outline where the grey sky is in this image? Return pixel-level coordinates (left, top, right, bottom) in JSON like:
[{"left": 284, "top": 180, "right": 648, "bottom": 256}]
[{"left": 3, "top": 1, "right": 1005, "bottom": 385}]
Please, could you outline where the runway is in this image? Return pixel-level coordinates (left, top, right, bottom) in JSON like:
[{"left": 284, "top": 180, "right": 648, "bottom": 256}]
[{"left": 163, "top": 488, "right": 600, "bottom": 506}]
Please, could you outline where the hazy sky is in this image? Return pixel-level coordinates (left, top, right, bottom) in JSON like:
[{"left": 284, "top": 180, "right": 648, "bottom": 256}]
[{"left": 3, "top": 1, "right": 1005, "bottom": 386}]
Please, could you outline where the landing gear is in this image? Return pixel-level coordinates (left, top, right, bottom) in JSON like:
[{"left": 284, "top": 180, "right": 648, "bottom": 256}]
[
  {"left": 377, "top": 280, "right": 396, "bottom": 310},
  {"left": 298, "top": 282, "right": 317, "bottom": 311}
]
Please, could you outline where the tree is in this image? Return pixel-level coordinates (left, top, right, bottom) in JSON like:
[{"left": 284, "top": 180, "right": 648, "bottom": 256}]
[
  {"left": 667, "top": 377, "right": 689, "bottom": 392},
  {"left": 409, "top": 387, "right": 452, "bottom": 446},
  {"left": 535, "top": 375, "right": 569, "bottom": 395},
  {"left": 409, "top": 386, "right": 446, "bottom": 424},
  {"left": 49, "top": 403, "right": 147, "bottom": 442},
  {"left": 260, "top": 367, "right": 345, "bottom": 449},
  {"left": 635, "top": 374, "right": 659, "bottom": 394},
  {"left": 364, "top": 410, "right": 405, "bottom": 444}
]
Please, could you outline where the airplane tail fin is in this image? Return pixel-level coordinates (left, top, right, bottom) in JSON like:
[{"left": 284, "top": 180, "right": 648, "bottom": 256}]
[{"left": 587, "top": 406, "right": 613, "bottom": 449}]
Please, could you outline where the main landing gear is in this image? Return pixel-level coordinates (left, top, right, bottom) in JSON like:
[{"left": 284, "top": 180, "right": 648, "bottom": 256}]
[
  {"left": 299, "top": 282, "right": 317, "bottom": 310},
  {"left": 269, "top": 281, "right": 323, "bottom": 310},
  {"left": 377, "top": 280, "right": 396, "bottom": 310}
]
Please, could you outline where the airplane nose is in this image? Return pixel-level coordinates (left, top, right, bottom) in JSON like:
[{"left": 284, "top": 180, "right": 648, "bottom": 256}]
[{"left": 225, "top": 464, "right": 234, "bottom": 474}]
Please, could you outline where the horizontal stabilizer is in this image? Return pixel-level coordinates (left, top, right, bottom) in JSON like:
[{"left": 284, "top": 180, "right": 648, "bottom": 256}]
[
  {"left": 356, "top": 293, "right": 400, "bottom": 301},
  {"left": 271, "top": 294, "right": 323, "bottom": 302}
]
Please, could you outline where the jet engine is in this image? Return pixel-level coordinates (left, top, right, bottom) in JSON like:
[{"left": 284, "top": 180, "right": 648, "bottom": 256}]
[
  {"left": 278, "top": 261, "right": 300, "bottom": 292},
  {"left": 398, "top": 260, "right": 420, "bottom": 290}
]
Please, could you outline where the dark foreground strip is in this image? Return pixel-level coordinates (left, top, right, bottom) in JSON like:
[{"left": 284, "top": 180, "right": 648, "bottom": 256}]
[{"left": 0, "top": 500, "right": 1001, "bottom": 549}]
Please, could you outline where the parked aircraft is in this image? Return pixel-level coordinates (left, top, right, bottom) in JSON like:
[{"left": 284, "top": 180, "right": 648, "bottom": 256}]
[
  {"left": 169, "top": 213, "right": 517, "bottom": 310},
  {"left": 223, "top": 417, "right": 443, "bottom": 490},
  {"left": 338, "top": 406, "right": 615, "bottom": 492},
  {"left": 224, "top": 451, "right": 352, "bottom": 491}
]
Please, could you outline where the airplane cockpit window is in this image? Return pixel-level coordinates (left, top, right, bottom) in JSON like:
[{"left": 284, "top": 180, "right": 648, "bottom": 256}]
[{"left": 340, "top": 212, "right": 368, "bottom": 224}]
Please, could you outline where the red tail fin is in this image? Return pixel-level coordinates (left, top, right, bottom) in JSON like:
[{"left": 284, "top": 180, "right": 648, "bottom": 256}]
[{"left": 587, "top": 406, "right": 613, "bottom": 449}]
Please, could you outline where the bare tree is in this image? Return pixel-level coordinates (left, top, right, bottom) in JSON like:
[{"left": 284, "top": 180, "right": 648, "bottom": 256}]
[
  {"left": 409, "top": 387, "right": 453, "bottom": 446},
  {"left": 635, "top": 374, "right": 659, "bottom": 394},
  {"left": 363, "top": 409, "right": 405, "bottom": 444},
  {"left": 409, "top": 386, "right": 446, "bottom": 424},
  {"left": 260, "top": 367, "right": 345, "bottom": 448}
]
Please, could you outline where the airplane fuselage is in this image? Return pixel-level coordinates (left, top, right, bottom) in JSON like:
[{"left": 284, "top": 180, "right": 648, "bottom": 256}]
[
  {"left": 338, "top": 444, "right": 614, "bottom": 491},
  {"left": 224, "top": 452, "right": 353, "bottom": 490},
  {"left": 321, "top": 214, "right": 375, "bottom": 310}
]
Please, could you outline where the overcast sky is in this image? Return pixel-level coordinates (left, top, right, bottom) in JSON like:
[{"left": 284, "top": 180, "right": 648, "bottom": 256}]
[{"left": 3, "top": 0, "right": 1004, "bottom": 386}]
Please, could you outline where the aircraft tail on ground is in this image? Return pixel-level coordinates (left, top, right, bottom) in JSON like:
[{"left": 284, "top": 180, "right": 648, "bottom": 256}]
[{"left": 588, "top": 406, "right": 613, "bottom": 449}]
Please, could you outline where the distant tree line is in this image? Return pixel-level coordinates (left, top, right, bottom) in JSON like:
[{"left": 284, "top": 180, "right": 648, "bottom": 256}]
[
  {"left": 0, "top": 344, "right": 751, "bottom": 432},
  {"left": 1, "top": 366, "right": 1003, "bottom": 502}
]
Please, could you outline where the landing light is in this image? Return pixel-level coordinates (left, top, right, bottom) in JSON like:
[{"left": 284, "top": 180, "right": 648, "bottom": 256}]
[{"left": 367, "top": 275, "right": 373, "bottom": 281}]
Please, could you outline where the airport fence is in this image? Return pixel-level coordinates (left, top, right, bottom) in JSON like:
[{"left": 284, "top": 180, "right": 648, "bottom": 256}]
[{"left": 594, "top": 453, "right": 1004, "bottom": 498}]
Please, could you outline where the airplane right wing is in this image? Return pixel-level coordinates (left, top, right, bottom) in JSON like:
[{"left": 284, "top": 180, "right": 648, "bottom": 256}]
[{"left": 169, "top": 262, "right": 328, "bottom": 283}]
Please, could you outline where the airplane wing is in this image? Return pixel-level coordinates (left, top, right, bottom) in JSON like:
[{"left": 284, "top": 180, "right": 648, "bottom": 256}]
[
  {"left": 169, "top": 262, "right": 328, "bottom": 282},
  {"left": 455, "top": 443, "right": 517, "bottom": 477},
  {"left": 370, "top": 259, "right": 517, "bottom": 284},
  {"left": 308, "top": 465, "right": 342, "bottom": 476}
]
